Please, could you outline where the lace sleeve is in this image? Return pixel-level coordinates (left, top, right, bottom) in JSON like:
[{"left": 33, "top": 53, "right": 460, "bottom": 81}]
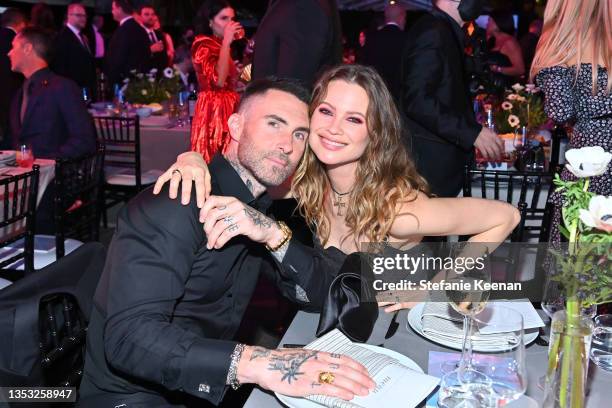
[{"left": 535, "top": 66, "right": 575, "bottom": 123}]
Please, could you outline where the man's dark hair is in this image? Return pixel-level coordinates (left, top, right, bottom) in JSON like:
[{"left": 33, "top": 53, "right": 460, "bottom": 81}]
[
  {"left": 1, "top": 8, "right": 26, "bottom": 28},
  {"left": 237, "top": 77, "right": 310, "bottom": 112},
  {"left": 490, "top": 10, "right": 516, "bottom": 36},
  {"left": 174, "top": 44, "right": 191, "bottom": 65},
  {"left": 113, "top": 0, "right": 134, "bottom": 15},
  {"left": 17, "top": 26, "right": 53, "bottom": 63},
  {"left": 138, "top": 4, "right": 155, "bottom": 14}
]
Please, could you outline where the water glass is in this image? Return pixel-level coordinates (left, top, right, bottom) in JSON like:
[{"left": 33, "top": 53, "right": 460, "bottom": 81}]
[{"left": 590, "top": 314, "right": 612, "bottom": 372}]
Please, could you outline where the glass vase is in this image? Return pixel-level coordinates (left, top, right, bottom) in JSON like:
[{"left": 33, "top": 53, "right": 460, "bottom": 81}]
[{"left": 543, "top": 310, "right": 594, "bottom": 408}]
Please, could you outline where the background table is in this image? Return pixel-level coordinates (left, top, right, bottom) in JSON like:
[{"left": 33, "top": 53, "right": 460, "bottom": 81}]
[
  {"left": 139, "top": 122, "right": 190, "bottom": 172},
  {"left": 0, "top": 158, "right": 56, "bottom": 206},
  {"left": 244, "top": 309, "right": 611, "bottom": 408}
]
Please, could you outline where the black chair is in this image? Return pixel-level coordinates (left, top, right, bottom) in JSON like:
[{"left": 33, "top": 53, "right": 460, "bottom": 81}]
[
  {"left": 0, "top": 166, "right": 40, "bottom": 282},
  {"left": 94, "top": 116, "right": 158, "bottom": 226},
  {"left": 0, "top": 242, "right": 106, "bottom": 388},
  {"left": 53, "top": 146, "right": 105, "bottom": 259}
]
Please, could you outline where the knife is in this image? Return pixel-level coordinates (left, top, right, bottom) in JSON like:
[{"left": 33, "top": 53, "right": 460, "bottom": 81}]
[{"left": 384, "top": 311, "right": 400, "bottom": 340}]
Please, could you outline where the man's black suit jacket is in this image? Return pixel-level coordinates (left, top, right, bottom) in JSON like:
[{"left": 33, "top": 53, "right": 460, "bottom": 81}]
[
  {"left": 79, "top": 155, "right": 331, "bottom": 407},
  {"left": 252, "top": 0, "right": 342, "bottom": 87},
  {"left": 105, "top": 17, "right": 151, "bottom": 87},
  {"left": 51, "top": 26, "right": 96, "bottom": 92},
  {"left": 362, "top": 23, "right": 406, "bottom": 104},
  {"left": 400, "top": 9, "right": 481, "bottom": 197},
  {"left": 8, "top": 68, "right": 96, "bottom": 159},
  {"left": 0, "top": 27, "right": 23, "bottom": 146}
]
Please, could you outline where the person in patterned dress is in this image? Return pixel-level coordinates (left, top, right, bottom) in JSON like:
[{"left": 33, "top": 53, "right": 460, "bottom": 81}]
[{"left": 531, "top": 0, "right": 611, "bottom": 243}]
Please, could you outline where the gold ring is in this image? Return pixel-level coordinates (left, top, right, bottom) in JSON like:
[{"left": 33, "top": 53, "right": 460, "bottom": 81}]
[
  {"left": 172, "top": 169, "right": 182, "bottom": 178},
  {"left": 318, "top": 371, "right": 335, "bottom": 384}
]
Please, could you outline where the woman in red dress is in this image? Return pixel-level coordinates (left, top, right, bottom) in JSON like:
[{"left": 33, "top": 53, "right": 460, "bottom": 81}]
[{"left": 191, "top": 0, "right": 243, "bottom": 162}]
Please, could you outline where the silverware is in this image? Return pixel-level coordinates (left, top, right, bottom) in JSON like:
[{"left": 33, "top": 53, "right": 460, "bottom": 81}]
[{"left": 384, "top": 311, "right": 400, "bottom": 340}]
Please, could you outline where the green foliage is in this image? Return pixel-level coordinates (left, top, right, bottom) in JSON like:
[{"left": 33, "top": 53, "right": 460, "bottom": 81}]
[{"left": 123, "top": 69, "right": 182, "bottom": 105}]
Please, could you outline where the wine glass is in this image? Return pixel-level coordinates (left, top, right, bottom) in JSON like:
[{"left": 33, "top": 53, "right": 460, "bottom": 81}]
[{"left": 474, "top": 306, "right": 527, "bottom": 405}]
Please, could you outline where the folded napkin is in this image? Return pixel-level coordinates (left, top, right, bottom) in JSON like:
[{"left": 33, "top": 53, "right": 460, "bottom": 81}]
[{"left": 421, "top": 302, "right": 519, "bottom": 349}]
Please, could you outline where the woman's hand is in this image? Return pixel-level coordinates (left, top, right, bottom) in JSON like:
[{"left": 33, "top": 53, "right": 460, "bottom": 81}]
[
  {"left": 153, "top": 152, "right": 211, "bottom": 208},
  {"left": 222, "top": 21, "right": 243, "bottom": 45}
]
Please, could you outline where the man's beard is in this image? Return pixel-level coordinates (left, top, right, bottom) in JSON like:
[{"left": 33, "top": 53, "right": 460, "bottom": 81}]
[{"left": 237, "top": 132, "right": 296, "bottom": 187}]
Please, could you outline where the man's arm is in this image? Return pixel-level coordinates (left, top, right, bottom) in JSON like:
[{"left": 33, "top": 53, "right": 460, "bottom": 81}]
[
  {"left": 57, "top": 79, "right": 96, "bottom": 157},
  {"left": 101, "top": 189, "right": 236, "bottom": 404},
  {"left": 400, "top": 23, "right": 481, "bottom": 151}
]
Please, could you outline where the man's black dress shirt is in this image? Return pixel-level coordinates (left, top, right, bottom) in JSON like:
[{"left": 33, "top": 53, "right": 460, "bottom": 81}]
[{"left": 79, "top": 155, "right": 328, "bottom": 407}]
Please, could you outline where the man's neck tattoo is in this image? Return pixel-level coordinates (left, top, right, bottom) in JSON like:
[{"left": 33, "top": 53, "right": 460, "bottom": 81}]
[{"left": 226, "top": 156, "right": 265, "bottom": 197}]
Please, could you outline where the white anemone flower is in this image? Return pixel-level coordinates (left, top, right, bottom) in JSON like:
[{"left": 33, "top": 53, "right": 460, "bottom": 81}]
[
  {"left": 163, "top": 67, "right": 174, "bottom": 79},
  {"left": 507, "top": 115, "right": 520, "bottom": 127},
  {"left": 507, "top": 94, "right": 519, "bottom": 100},
  {"left": 511, "top": 83, "right": 525, "bottom": 92},
  {"left": 565, "top": 146, "right": 612, "bottom": 178},
  {"left": 501, "top": 101, "right": 513, "bottom": 111},
  {"left": 579, "top": 196, "right": 612, "bottom": 233}
]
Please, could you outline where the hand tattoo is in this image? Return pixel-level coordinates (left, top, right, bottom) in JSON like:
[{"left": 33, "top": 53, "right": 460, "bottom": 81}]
[
  {"left": 267, "top": 351, "right": 319, "bottom": 384},
  {"left": 250, "top": 346, "right": 272, "bottom": 361},
  {"left": 330, "top": 353, "right": 342, "bottom": 359},
  {"left": 310, "top": 382, "right": 322, "bottom": 389},
  {"left": 329, "top": 363, "right": 340, "bottom": 370},
  {"left": 244, "top": 207, "right": 273, "bottom": 228},
  {"left": 228, "top": 224, "right": 239, "bottom": 233}
]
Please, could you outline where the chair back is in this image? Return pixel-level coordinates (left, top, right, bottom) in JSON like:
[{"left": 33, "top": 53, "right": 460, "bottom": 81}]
[
  {"left": 93, "top": 116, "right": 143, "bottom": 188},
  {"left": 54, "top": 146, "right": 105, "bottom": 258},
  {"left": 463, "top": 166, "right": 555, "bottom": 242},
  {"left": 0, "top": 165, "right": 40, "bottom": 277},
  {"left": 0, "top": 242, "right": 106, "bottom": 387}
]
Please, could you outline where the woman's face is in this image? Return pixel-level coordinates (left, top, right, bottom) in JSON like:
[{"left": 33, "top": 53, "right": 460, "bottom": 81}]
[
  {"left": 308, "top": 80, "right": 370, "bottom": 169},
  {"left": 486, "top": 18, "right": 499, "bottom": 38},
  {"left": 210, "top": 7, "right": 235, "bottom": 38}
]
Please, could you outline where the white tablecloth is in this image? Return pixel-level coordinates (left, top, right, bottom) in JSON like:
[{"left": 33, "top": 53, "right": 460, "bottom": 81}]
[{"left": 139, "top": 121, "right": 191, "bottom": 172}]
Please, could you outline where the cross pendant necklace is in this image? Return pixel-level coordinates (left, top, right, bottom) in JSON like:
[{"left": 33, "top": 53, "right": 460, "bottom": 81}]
[{"left": 330, "top": 185, "right": 352, "bottom": 217}]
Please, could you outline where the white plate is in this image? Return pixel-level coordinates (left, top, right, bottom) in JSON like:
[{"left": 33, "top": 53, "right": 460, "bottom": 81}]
[
  {"left": 407, "top": 303, "right": 539, "bottom": 352},
  {"left": 275, "top": 344, "right": 424, "bottom": 408},
  {"left": 139, "top": 115, "right": 169, "bottom": 127}
]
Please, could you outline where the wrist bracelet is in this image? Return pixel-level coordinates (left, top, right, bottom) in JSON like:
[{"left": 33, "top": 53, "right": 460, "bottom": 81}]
[
  {"left": 227, "top": 343, "right": 246, "bottom": 390},
  {"left": 266, "top": 221, "right": 292, "bottom": 252}
]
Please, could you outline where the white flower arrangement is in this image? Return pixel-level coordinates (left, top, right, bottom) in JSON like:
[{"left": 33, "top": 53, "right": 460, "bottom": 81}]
[
  {"left": 501, "top": 101, "right": 513, "bottom": 111},
  {"left": 163, "top": 67, "right": 175, "bottom": 79},
  {"left": 511, "top": 83, "right": 525, "bottom": 92}
]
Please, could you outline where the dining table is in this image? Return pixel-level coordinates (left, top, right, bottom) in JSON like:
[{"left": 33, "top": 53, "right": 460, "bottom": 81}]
[
  {"left": 0, "top": 157, "right": 56, "bottom": 206},
  {"left": 243, "top": 308, "right": 612, "bottom": 408},
  {"left": 137, "top": 115, "right": 191, "bottom": 172}
]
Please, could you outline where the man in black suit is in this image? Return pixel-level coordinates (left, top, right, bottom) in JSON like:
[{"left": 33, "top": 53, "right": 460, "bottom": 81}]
[
  {"left": 400, "top": 0, "right": 503, "bottom": 197},
  {"left": 362, "top": 3, "right": 407, "bottom": 104},
  {"left": 252, "top": 0, "right": 342, "bottom": 87},
  {"left": 105, "top": 0, "right": 151, "bottom": 88},
  {"left": 0, "top": 8, "right": 26, "bottom": 148},
  {"left": 138, "top": 4, "right": 167, "bottom": 72},
  {"left": 51, "top": 3, "right": 96, "bottom": 94},
  {"left": 78, "top": 78, "right": 374, "bottom": 407},
  {"left": 7, "top": 26, "right": 96, "bottom": 159}
]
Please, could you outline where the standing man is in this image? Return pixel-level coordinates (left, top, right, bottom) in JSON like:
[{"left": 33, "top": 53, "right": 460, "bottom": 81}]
[
  {"left": 91, "top": 14, "right": 106, "bottom": 65},
  {"left": 400, "top": 0, "right": 504, "bottom": 197},
  {"left": 105, "top": 0, "right": 150, "bottom": 88},
  {"left": 7, "top": 26, "right": 96, "bottom": 159},
  {"left": 79, "top": 78, "right": 374, "bottom": 407},
  {"left": 51, "top": 3, "right": 96, "bottom": 94},
  {"left": 252, "top": 0, "right": 342, "bottom": 87},
  {"left": 138, "top": 4, "right": 167, "bottom": 71},
  {"left": 0, "top": 8, "right": 26, "bottom": 147},
  {"left": 362, "top": 3, "right": 407, "bottom": 104}
]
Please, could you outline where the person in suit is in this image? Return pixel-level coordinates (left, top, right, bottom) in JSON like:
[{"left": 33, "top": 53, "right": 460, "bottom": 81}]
[
  {"left": 252, "top": 0, "right": 342, "bottom": 87},
  {"left": 0, "top": 8, "right": 26, "bottom": 148},
  {"left": 362, "top": 3, "right": 407, "bottom": 104},
  {"left": 51, "top": 3, "right": 96, "bottom": 95},
  {"left": 105, "top": 0, "right": 151, "bottom": 88},
  {"left": 399, "top": 0, "right": 504, "bottom": 197},
  {"left": 78, "top": 78, "right": 374, "bottom": 407},
  {"left": 138, "top": 4, "right": 167, "bottom": 71},
  {"left": 7, "top": 26, "right": 96, "bottom": 159},
  {"left": 173, "top": 44, "right": 197, "bottom": 91}
]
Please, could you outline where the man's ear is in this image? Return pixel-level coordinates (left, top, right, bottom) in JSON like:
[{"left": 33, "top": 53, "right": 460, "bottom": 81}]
[{"left": 227, "top": 113, "right": 242, "bottom": 142}]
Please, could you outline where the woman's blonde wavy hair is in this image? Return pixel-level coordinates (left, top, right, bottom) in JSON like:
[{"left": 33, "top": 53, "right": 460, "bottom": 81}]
[
  {"left": 292, "top": 64, "right": 429, "bottom": 247},
  {"left": 530, "top": 0, "right": 612, "bottom": 94}
]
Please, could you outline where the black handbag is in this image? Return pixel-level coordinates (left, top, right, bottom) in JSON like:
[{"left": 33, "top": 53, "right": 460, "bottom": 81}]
[{"left": 316, "top": 253, "right": 378, "bottom": 343}]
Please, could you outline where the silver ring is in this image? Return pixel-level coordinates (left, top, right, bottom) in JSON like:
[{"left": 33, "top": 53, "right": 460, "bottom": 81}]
[{"left": 172, "top": 169, "right": 182, "bottom": 178}]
